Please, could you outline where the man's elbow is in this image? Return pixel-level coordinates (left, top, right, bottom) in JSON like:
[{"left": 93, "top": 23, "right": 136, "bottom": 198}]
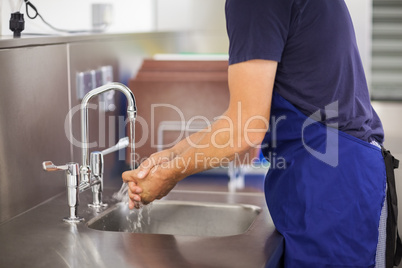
[{"left": 239, "top": 131, "right": 267, "bottom": 153}]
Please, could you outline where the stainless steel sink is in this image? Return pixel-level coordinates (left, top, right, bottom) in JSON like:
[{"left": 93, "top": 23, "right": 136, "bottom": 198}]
[{"left": 87, "top": 200, "right": 261, "bottom": 237}]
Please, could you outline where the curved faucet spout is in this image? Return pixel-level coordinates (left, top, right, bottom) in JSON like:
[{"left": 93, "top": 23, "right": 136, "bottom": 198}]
[
  {"left": 81, "top": 82, "right": 136, "bottom": 117},
  {"left": 80, "top": 82, "right": 137, "bottom": 182}
]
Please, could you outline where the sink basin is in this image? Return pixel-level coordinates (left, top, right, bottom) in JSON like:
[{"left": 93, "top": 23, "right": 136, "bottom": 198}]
[{"left": 87, "top": 200, "right": 261, "bottom": 237}]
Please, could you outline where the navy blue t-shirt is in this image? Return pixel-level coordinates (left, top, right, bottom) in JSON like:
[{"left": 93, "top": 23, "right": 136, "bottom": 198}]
[{"left": 225, "top": 0, "right": 384, "bottom": 143}]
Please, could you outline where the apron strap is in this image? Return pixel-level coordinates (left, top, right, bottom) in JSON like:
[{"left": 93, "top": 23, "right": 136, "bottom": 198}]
[{"left": 381, "top": 147, "right": 402, "bottom": 268}]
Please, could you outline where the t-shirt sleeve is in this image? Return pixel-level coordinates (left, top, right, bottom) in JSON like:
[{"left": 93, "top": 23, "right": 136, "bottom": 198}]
[{"left": 225, "top": 0, "right": 294, "bottom": 65}]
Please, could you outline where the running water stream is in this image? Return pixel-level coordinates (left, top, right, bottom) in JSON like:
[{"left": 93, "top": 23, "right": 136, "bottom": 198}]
[
  {"left": 112, "top": 116, "right": 152, "bottom": 232},
  {"left": 128, "top": 116, "right": 136, "bottom": 171}
]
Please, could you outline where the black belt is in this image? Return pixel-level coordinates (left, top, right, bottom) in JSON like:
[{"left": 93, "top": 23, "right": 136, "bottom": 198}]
[{"left": 382, "top": 147, "right": 402, "bottom": 268}]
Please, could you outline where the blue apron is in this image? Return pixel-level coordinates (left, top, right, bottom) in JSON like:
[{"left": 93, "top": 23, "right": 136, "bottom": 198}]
[{"left": 262, "top": 92, "right": 387, "bottom": 267}]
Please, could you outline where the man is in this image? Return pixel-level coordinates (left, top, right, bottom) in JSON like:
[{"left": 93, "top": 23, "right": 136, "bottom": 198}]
[{"left": 123, "top": 1, "right": 399, "bottom": 266}]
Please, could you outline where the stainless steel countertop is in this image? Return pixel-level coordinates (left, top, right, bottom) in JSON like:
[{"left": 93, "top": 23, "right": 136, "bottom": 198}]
[{"left": 0, "top": 187, "right": 283, "bottom": 268}]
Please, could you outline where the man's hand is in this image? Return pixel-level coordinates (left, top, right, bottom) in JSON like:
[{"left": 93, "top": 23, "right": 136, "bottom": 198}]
[
  {"left": 122, "top": 163, "right": 179, "bottom": 208},
  {"left": 123, "top": 149, "right": 177, "bottom": 208}
]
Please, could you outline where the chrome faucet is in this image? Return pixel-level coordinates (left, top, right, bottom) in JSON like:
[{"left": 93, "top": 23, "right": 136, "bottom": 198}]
[
  {"left": 42, "top": 82, "right": 136, "bottom": 223},
  {"left": 80, "top": 82, "right": 136, "bottom": 207}
]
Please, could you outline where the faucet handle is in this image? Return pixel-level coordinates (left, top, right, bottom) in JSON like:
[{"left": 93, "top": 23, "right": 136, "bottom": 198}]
[
  {"left": 42, "top": 161, "right": 69, "bottom": 172},
  {"left": 101, "top": 137, "right": 129, "bottom": 156},
  {"left": 42, "top": 161, "right": 80, "bottom": 176}
]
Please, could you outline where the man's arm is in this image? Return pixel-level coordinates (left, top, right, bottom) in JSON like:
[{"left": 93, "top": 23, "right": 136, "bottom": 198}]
[{"left": 123, "top": 59, "right": 277, "bottom": 207}]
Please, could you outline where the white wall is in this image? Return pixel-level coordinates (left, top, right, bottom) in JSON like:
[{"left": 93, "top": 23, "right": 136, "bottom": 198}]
[
  {"left": 1, "top": 0, "right": 155, "bottom": 35},
  {"left": 1, "top": 0, "right": 228, "bottom": 36},
  {"left": 156, "top": 0, "right": 226, "bottom": 32},
  {"left": 345, "top": 0, "right": 373, "bottom": 88},
  {"left": 0, "top": 0, "right": 2, "bottom": 36}
]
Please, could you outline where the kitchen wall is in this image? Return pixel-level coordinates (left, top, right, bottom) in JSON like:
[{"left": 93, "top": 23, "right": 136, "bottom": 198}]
[
  {"left": 345, "top": 0, "right": 373, "bottom": 89},
  {"left": 0, "top": 0, "right": 227, "bottom": 35},
  {"left": 0, "top": 0, "right": 2, "bottom": 35},
  {"left": 1, "top": 0, "right": 155, "bottom": 34}
]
